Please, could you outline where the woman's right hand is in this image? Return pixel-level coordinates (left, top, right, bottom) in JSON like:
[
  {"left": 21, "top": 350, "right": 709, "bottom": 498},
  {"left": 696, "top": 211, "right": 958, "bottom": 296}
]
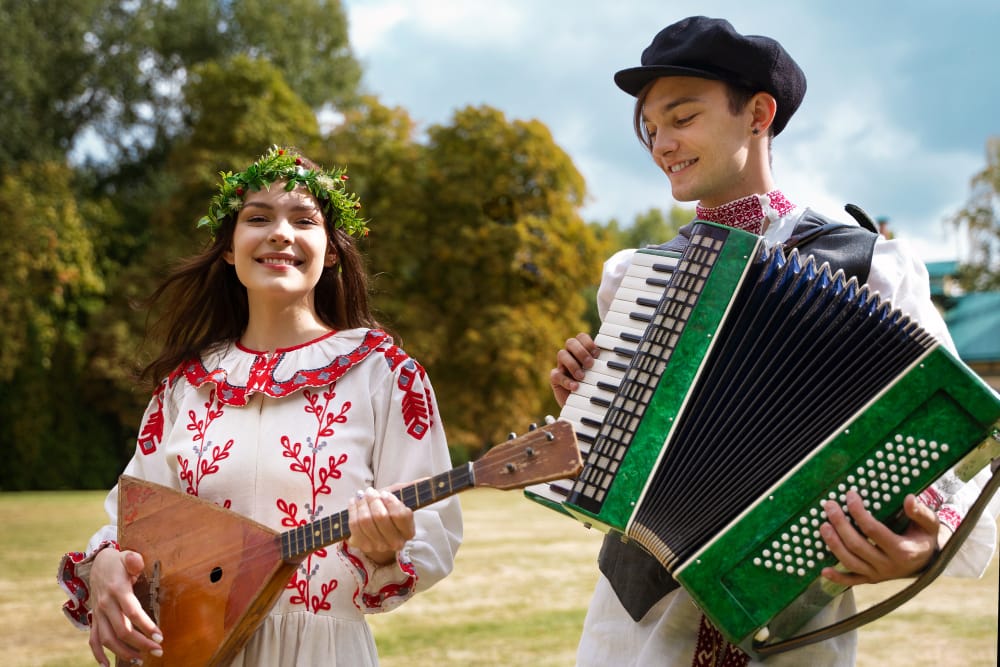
[
  {"left": 88, "top": 548, "right": 163, "bottom": 666},
  {"left": 549, "top": 333, "right": 600, "bottom": 407}
]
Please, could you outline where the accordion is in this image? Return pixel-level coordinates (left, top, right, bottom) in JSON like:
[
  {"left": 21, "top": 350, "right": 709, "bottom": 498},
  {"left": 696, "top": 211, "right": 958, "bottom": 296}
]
[{"left": 526, "top": 220, "right": 1000, "bottom": 648}]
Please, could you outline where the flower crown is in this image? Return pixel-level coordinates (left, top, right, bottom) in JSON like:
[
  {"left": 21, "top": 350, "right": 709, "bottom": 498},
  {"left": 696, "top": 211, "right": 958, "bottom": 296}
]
[{"left": 197, "top": 146, "right": 368, "bottom": 238}]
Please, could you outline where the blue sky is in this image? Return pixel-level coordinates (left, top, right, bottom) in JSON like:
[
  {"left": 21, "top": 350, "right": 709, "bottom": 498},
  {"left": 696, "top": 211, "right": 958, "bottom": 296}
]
[{"left": 341, "top": 0, "right": 999, "bottom": 262}]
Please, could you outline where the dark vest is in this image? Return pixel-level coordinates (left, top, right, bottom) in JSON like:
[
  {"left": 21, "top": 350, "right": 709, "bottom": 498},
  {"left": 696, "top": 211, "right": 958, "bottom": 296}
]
[{"left": 598, "top": 208, "right": 879, "bottom": 621}]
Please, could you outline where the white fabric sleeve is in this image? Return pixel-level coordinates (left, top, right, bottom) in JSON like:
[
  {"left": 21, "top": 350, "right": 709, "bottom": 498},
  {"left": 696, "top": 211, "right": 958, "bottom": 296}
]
[
  {"left": 868, "top": 236, "right": 997, "bottom": 578},
  {"left": 347, "top": 354, "right": 462, "bottom": 613},
  {"left": 596, "top": 248, "right": 638, "bottom": 321}
]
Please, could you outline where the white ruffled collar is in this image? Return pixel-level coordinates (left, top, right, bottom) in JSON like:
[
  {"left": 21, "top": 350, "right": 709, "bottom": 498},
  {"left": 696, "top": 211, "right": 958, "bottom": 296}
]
[{"left": 171, "top": 328, "right": 390, "bottom": 406}]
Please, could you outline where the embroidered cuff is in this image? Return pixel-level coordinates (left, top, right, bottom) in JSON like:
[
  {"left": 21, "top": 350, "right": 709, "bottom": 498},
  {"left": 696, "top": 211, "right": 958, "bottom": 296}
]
[
  {"left": 58, "top": 540, "right": 119, "bottom": 629},
  {"left": 918, "top": 487, "right": 964, "bottom": 534},
  {"left": 337, "top": 541, "right": 418, "bottom": 613}
]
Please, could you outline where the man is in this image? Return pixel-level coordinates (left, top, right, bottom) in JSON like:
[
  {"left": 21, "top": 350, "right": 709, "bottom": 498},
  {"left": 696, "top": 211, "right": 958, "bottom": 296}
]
[{"left": 549, "top": 16, "right": 998, "bottom": 666}]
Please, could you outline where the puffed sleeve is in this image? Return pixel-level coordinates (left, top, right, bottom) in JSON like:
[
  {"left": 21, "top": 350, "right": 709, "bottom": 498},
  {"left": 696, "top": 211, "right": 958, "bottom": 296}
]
[
  {"left": 868, "top": 236, "right": 998, "bottom": 578},
  {"left": 337, "top": 344, "right": 463, "bottom": 613},
  {"left": 56, "top": 373, "right": 184, "bottom": 628},
  {"left": 597, "top": 248, "right": 638, "bottom": 321}
]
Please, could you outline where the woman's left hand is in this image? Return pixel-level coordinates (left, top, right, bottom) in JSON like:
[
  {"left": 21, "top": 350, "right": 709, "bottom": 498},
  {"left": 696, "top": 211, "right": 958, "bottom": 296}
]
[
  {"left": 819, "top": 490, "right": 940, "bottom": 586},
  {"left": 347, "top": 487, "right": 416, "bottom": 566}
]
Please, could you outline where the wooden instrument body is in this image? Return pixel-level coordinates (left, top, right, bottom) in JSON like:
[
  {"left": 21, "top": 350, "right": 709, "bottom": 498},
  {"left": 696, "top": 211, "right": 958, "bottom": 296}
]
[{"left": 117, "top": 476, "right": 303, "bottom": 666}]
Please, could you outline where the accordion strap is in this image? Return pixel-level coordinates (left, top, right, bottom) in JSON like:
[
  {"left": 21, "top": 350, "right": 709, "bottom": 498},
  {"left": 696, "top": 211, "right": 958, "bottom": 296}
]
[{"left": 752, "top": 459, "right": 1000, "bottom": 658}]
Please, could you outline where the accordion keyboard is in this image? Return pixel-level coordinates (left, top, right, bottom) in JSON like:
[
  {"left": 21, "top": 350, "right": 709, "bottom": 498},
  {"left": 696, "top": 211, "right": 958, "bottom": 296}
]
[{"left": 526, "top": 249, "right": 679, "bottom": 507}]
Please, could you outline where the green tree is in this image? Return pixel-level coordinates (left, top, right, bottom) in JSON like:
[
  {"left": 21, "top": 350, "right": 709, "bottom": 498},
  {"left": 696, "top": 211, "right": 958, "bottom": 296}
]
[
  {"left": 0, "top": 162, "right": 121, "bottom": 489},
  {"left": 411, "top": 106, "right": 606, "bottom": 457},
  {"left": 0, "top": 0, "right": 359, "bottom": 172},
  {"left": 321, "top": 97, "right": 427, "bottom": 333},
  {"left": 950, "top": 137, "right": 1000, "bottom": 291},
  {"left": 224, "top": 0, "right": 361, "bottom": 109},
  {"left": 0, "top": 0, "right": 107, "bottom": 171}
]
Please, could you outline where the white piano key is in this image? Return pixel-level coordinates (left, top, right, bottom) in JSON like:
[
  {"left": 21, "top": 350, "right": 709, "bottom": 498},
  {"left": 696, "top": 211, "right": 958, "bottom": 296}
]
[
  {"left": 620, "top": 275, "right": 671, "bottom": 293},
  {"left": 602, "top": 309, "right": 652, "bottom": 330},
  {"left": 588, "top": 357, "right": 628, "bottom": 382},
  {"left": 570, "top": 380, "right": 618, "bottom": 405},
  {"left": 608, "top": 299, "right": 658, "bottom": 318},
  {"left": 532, "top": 248, "right": 679, "bottom": 511},
  {"left": 630, "top": 250, "right": 681, "bottom": 269},
  {"left": 608, "top": 286, "right": 661, "bottom": 308}
]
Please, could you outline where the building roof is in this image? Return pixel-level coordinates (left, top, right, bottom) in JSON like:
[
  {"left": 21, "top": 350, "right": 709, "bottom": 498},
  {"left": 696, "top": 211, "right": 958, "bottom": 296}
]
[
  {"left": 925, "top": 260, "right": 960, "bottom": 279},
  {"left": 944, "top": 292, "right": 1000, "bottom": 362},
  {"left": 925, "top": 260, "right": 961, "bottom": 298}
]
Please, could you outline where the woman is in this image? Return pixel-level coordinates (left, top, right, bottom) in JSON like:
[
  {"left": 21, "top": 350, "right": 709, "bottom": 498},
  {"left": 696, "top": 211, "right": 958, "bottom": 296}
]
[{"left": 58, "top": 146, "right": 462, "bottom": 666}]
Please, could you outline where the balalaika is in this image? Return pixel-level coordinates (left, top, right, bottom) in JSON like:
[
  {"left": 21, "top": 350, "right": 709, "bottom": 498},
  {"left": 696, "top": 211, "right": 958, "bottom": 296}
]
[{"left": 526, "top": 220, "right": 1000, "bottom": 652}]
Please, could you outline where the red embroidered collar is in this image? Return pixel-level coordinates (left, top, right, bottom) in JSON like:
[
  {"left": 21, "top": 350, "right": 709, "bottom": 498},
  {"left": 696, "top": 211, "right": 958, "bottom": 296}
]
[
  {"left": 177, "top": 329, "right": 390, "bottom": 406},
  {"left": 696, "top": 191, "right": 796, "bottom": 234}
]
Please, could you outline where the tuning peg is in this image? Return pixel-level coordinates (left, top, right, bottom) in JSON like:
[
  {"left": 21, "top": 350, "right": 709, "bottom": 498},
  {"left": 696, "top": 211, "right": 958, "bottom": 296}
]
[
  {"left": 545, "top": 431, "right": 554, "bottom": 441},
  {"left": 529, "top": 423, "right": 538, "bottom": 431},
  {"left": 544, "top": 415, "right": 556, "bottom": 424},
  {"left": 508, "top": 432, "right": 517, "bottom": 440}
]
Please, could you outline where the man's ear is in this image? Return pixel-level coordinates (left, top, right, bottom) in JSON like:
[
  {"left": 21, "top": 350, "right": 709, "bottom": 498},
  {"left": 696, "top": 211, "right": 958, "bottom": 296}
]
[{"left": 750, "top": 92, "right": 778, "bottom": 135}]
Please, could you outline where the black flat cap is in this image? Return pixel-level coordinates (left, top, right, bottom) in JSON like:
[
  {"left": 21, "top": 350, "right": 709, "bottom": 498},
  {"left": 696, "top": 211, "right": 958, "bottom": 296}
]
[{"left": 614, "top": 16, "right": 806, "bottom": 136}]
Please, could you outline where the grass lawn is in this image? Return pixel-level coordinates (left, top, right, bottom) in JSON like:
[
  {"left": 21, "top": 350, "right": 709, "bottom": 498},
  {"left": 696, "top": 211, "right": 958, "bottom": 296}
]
[{"left": 3, "top": 488, "right": 996, "bottom": 666}]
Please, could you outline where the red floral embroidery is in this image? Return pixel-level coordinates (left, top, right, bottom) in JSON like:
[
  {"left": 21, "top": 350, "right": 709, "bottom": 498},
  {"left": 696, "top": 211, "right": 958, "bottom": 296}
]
[
  {"left": 58, "top": 540, "right": 119, "bottom": 628},
  {"left": 691, "top": 615, "right": 749, "bottom": 667},
  {"left": 176, "top": 386, "right": 233, "bottom": 506},
  {"left": 696, "top": 190, "right": 796, "bottom": 234},
  {"left": 341, "top": 544, "right": 417, "bottom": 610},
  {"left": 277, "top": 383, "right": 350, "bottom": 613},
  {"left": 937, "top": 506, "right": 962, "bottom": 533},
  {"left": 360, "top": 559, "right": 417, "bottom": 610},
  {"left": 137, "top": 384, "right": 166, "bottom": 455},
  {"left": 381, "top": 344, "right": 434, "bottom": 440}
]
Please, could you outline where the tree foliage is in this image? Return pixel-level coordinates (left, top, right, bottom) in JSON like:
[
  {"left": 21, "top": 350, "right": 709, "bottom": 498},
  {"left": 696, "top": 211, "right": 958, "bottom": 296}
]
[
  {"left": 321, "top": 97, "right": 426, "bottom": 330},
  {"left": 950, "top": 137, "right": 1000, "bottom": 291},
  {"left": 0, "top": 0, "right": 108, "bottom": 171},
  {"left": 0, "top": 162, "right": 122, "bottom": 489},
  {"left": 408, "top": 106, "right": 605, "bottom": 453}
]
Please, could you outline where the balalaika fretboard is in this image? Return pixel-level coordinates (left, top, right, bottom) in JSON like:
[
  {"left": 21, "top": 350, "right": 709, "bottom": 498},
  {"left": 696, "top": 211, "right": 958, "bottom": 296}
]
[{"left": 526, "top": 221, "right": 1000, "bottom": 649}]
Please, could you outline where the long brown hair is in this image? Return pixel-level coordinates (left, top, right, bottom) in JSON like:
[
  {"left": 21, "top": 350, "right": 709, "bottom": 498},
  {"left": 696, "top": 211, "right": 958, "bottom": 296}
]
[{"left": 141, "top": 155, "right": 379, "bottom": 385}]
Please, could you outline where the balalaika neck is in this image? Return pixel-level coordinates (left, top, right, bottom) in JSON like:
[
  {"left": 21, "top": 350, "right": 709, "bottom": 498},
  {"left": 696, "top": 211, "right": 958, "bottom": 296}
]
[{"left": 280, "top": 462, "right": 474, "bottom": 561}]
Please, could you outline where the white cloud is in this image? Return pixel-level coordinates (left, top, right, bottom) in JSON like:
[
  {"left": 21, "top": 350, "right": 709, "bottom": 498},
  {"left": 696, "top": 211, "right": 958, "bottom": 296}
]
[{"left": 348, "top": 0, "right": 526, "bottom": 53}]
